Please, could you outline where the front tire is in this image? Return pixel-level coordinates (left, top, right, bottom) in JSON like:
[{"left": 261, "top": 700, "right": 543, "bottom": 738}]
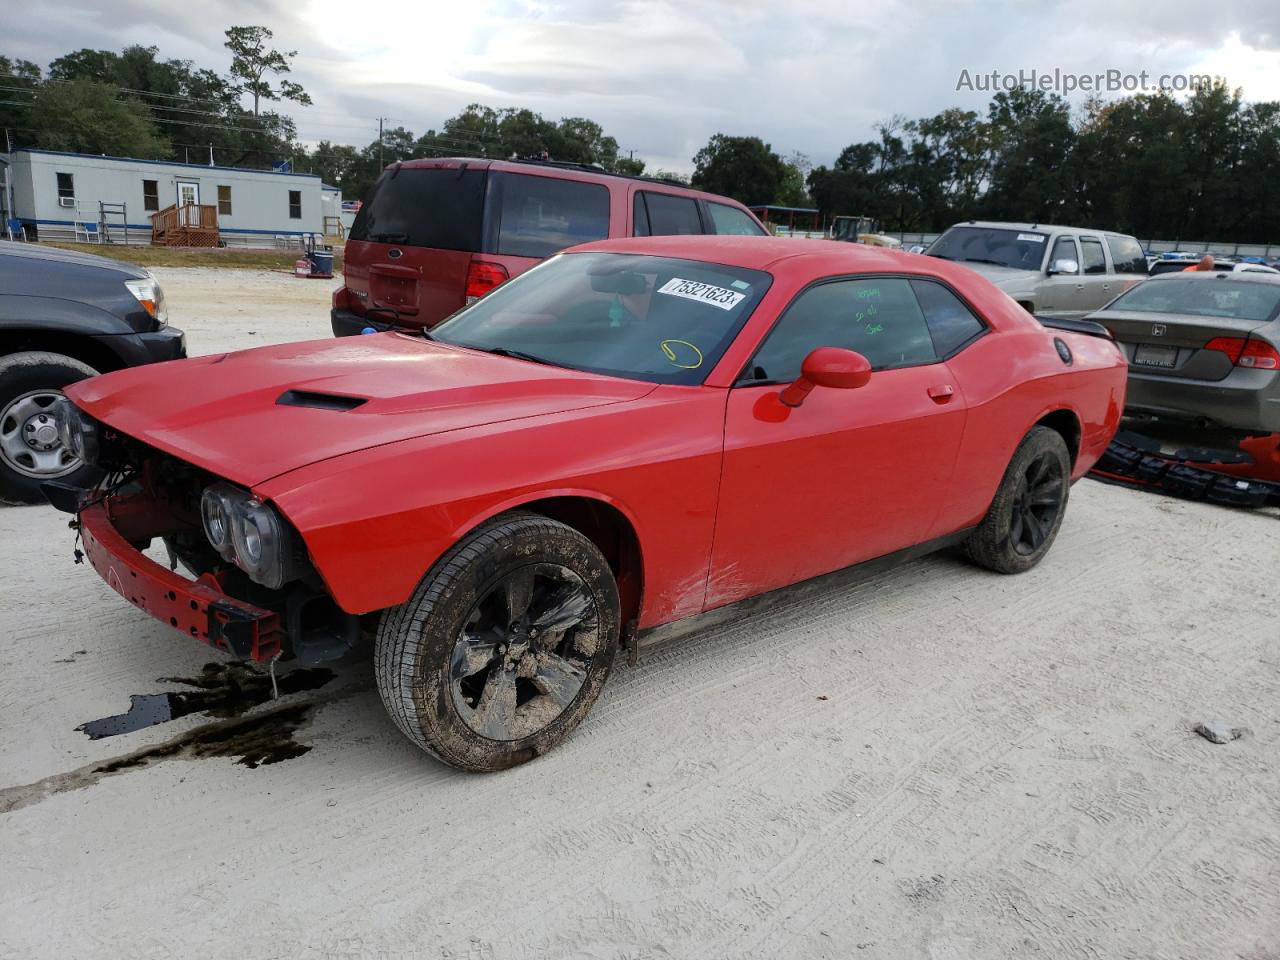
[
  {"left": 964, "top": 426, "right": 1071, "bottom": 574},
  {"left": 0, "top": 351, "right": 100, "bottom": 505},
  {"left": 375, "top": 512, "right": 620, "bottom": 772}
]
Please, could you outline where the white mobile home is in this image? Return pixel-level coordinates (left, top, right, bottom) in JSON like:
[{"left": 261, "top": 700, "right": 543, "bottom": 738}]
[{"left": 2, "top": 149, "right": 340, "bottom": 248}]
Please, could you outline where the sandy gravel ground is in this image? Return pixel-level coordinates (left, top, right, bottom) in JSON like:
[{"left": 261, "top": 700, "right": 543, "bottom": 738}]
[
  {"left": 149, "top": 265, "right": 339, "bottom": 353},
  {"left": 1, "top": 269, "right": 1278, "bottom": 959}
]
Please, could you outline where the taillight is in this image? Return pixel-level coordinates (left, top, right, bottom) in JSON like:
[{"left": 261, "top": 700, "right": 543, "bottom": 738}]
[
  {"left": 1203, "top": 336, "right": 1279, "bottom": 370},
  {"left": 1204, "top": 337, "right": 1246, "bottom": 364},
  {"left": 465, "top": 261, "right": 509, "bottom": 303},
  {"left": 1238, "top": 339, "right": 1280, "bottom": 370},
  {"left": 332, "top": 285, "right": 351, "bottom": 311}
]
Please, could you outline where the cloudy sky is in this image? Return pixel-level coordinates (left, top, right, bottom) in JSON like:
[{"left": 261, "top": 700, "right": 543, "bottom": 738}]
[{"left": 3, "top": 0, "right": 1278, "bottom": 172}]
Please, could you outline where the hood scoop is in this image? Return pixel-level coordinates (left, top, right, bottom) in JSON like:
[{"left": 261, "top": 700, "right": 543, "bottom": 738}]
[{"left": 276, "top": 389, "right": 368, "bottom": 412}]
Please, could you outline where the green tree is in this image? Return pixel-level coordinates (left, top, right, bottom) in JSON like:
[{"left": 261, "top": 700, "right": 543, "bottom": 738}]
[
  {"left": 980, "top": 87, "right": 1077, "bottom": 222},
  {"left": 691, "top": 134, "right": 786, "bottom": 205},
  {"left": 307, "top": 140, "right": 368, "bottom": 194},
  {"left": 224, "top": 26, "right": 311, "bottom": 118},
  {"left": 776, "top": 151, "right": 812, "bottom": 206},
  {"left": 26, "top": 80, "right": 169, "bottom": 157},
  {"left": 47, "top": 48, "right": 118, "bottom": 83},
  {"left": 0, "top": 55, "right": 40, "bottom": 138}
]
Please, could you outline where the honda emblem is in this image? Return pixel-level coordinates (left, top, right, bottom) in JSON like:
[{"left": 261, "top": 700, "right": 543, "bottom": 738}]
[{"left": 1151, "top": 324, "right": 1167, "bottom": 337}]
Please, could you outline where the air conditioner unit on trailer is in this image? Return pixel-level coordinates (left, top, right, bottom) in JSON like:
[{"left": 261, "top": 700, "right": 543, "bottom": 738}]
[{"left": 58, "top": 197, "right": 75, "bottom": 207}]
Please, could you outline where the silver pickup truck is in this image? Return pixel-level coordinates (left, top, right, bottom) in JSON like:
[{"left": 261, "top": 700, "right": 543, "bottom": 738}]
[{"left": 925, "top": 221, "right": 1148, "bottom": 318}]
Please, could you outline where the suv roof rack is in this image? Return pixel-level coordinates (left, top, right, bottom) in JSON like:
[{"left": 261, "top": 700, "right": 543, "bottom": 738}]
[{"left": 496, "top": 156, "right": 688, "bottom": 188}]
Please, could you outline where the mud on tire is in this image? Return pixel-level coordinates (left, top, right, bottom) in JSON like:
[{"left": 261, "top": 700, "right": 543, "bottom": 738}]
[
  {"left": 375, "top": 511, "right": 620, "bottom": 772},
  {"left": 964, "top": 425, "right": 1072, "bottom": 575}
]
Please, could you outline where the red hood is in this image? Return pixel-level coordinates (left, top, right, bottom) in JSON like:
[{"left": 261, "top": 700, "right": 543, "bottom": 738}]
[{"left": 67, "top": 334, "right": 654, "bottom": 487}]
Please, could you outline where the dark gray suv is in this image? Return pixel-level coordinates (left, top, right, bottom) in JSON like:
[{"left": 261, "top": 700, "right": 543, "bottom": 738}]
[{"left": 0, "top": 241, "right": 185, "bottom": 502}]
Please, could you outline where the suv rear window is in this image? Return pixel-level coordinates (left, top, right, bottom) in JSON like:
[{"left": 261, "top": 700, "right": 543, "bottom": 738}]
[
  {"left": 349, "top": 168, "right": 486, "bottom": 251},
  {"left": 493, "top": 172, "right": 609, "bottom": 259}
]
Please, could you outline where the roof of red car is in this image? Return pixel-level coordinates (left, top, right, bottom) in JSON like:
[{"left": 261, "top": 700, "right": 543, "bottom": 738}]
[{"left": 566, "top": 234, "right": 927, "bottom": 273}]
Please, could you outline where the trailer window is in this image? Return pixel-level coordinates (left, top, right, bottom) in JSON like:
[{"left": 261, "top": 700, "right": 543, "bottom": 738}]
[
  {"left": 288, "top": 190, "right": 301, "bottom": 219},
  {"left": 142, "top": 180, "right": 159, "bottom": 212},
  {"left": 218, "top": 186, "right": 233, "bottom": 216},
  {"left": 56, "top": 173, "right": 74, "bottom": 203}
]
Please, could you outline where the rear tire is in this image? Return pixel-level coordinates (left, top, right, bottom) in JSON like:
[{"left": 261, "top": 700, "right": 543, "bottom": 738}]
[
  {"left": 0, "top": 351, "right": 100, "bottom": 505},
  {"left": 964, "top": 426, "right": 1071, "bottom": 574},
  {"left": 375, "top": 511, "right": 620, "bottom": 772}
]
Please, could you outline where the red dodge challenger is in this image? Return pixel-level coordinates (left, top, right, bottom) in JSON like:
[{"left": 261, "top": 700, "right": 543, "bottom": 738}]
[{"left": 50, "top": 236, "right": 1126, "bottom": 771}]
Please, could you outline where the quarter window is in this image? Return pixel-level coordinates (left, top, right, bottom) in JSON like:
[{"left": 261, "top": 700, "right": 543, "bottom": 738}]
[
  {"left": 494, "top": 172, "right": 609, "bottom": 258},
  {"left": 217, "top": 185, "right": 233, "bottom": 216},
  {"left": 288, "top": 190, "right": 302, "bottom": 219},
  {"left": 142, "top": 179, "right": 159, "bottom": 212},
  {"left": 1079, "top": 237, "right": 1107, "bottom": 275},
  {"left": 56, "top": 172, "right": 74, "bottom": 203},
  {"left": 746, "top": 277, "right": 936, "bottom": 382},
  {"left": 636, "top": 191, "right": 702, "bottom": 236},
  {"left": 911, "top": 279, "right": 986, "bottom": 356},
  {"left": 707, "top": 202, "right": 765, "bottom": 236},
  {"left": 1050, "top": 237, "right": 1079, "bottom": 273}
]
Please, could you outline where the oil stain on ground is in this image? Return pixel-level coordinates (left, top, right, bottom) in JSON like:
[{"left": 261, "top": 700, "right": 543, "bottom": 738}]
[
  {"left": 1, "top": 676, "right": 369, "bottom": 816},
  {"left": 93, "top": 702, "right": 318, "bottom": 771},
  {"left": 76, "top": 662, "right": 334, "bottom": 740}
]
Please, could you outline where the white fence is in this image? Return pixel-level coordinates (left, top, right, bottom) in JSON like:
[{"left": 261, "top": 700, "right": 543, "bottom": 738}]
[{"left": 884, "top": 233, "right": 1278, "bottom": 257}]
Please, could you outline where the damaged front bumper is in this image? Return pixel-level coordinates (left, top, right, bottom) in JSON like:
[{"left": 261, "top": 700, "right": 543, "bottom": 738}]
[{"left": 76, "top": 500, "right": 286, "bottom": 661}]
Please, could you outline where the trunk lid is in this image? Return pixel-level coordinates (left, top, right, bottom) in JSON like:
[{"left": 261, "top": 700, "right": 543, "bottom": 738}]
[
  {"left": 1095, "top": 310, "right": 1272, "bottom": 381},
  {"left": 67, "top": 334, "right": 654, "bottom": 487}
]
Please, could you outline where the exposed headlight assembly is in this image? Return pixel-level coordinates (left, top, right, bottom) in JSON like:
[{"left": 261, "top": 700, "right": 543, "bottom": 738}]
[
  {"left": 124, "top": 274, "right": 168, "bottom": 328},
  {"left": 200, "top": 483, "right": 299, "bottom": 589},
  {"left": 54, "top": 398, "right": 99, "bottom": 465}
]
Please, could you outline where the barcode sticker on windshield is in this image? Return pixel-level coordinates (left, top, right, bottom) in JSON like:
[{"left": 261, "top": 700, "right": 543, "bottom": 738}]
[
  {"left": 1017, "top": 233, "right": 1045, "bottom": 242},
  {"left": 657, "top": 278, "right": 746, "bottom": 311}
]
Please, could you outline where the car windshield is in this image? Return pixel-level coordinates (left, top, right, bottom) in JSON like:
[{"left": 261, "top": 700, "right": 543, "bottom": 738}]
[
  {"left": 1106, "top": 277, "right": 1280, "bottom": 322},
  {"left": 927, "top": 226, "right": 1048, "bottom": 271},
  {"left": 431, "top": 252, "right": 772, "bottom": 385}
]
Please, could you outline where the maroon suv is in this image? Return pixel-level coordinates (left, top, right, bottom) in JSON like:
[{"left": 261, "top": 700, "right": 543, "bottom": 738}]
[{"left": 331, "top": 158, "right": 767, "bottom": 335}]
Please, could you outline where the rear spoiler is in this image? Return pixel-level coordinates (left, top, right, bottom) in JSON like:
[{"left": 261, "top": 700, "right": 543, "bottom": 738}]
[{"left": 1035, "top": 315, "right": 1113, "bottom": 339}]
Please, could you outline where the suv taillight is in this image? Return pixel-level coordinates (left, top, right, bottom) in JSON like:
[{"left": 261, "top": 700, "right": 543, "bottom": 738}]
[
  {"left": 1205, "top": 337, "right": 1280, "bottom": 370},
  {"left": 465, "top": 261, "right": 509, "bottom": 304}
]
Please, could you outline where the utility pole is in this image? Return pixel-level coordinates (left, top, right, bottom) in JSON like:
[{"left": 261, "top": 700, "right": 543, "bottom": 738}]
[{"left": 377, "top": 117, "right": 386, "bottom": 168}]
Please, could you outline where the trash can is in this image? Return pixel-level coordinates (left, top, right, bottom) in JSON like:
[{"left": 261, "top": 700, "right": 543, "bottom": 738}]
[{"left": 307, "top": 250, "right": 334, "bottom": 278}]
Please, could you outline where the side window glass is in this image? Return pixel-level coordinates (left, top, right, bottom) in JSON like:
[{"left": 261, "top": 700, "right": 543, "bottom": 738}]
[
  {"left": 1079, "top": 237, "right": 1107, "bottom": 275},
  {"left": 640, "top": 191, "right": 702, "bottom": 235},
  {"left": 1106, "top": 235, "right": 1147, "bottom": 274},
  {"left": 707, "top": 202, "right": 766, "bottom": 236},
  {"left": 632, "top": 192, "right": 650, "bottom": 237},
  {"left": 495, "top": 173, "right": 609, "bottom": 258},
  {"left": 1050, "top": 237, "right": 1079, "bottom": 274},
  {"left": 910, "top": 279, "right": 986, "bottom": 356},
  {"left": 747, "top": 278, "right": 937, "bottom": 383}
]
